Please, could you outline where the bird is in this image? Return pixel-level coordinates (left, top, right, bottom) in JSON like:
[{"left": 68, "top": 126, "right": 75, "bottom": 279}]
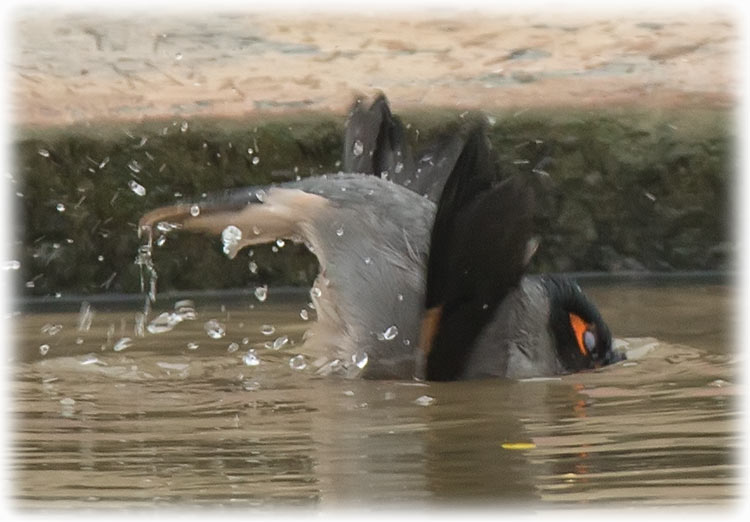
[{"left": 139, "top": 95, "right": 624, "bottom": 381}]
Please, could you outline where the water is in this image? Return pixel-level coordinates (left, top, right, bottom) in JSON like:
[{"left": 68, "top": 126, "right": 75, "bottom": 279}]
[{"left": 9, "top": 280, "right": 738, "bottom": 507}]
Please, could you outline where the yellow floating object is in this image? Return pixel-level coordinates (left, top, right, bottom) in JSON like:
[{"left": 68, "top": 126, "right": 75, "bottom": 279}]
[{"left": 501, "top": 442, "right": 537, "bottom": 450}]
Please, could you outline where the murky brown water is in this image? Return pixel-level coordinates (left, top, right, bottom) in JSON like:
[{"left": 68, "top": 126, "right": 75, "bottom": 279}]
[{"left": 10, "top": 279, "right": 738, "bottom": 508}]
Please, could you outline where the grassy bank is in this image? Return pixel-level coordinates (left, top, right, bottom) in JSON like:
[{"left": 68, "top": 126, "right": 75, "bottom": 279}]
[{"left": 12, "top": 105, "right": 733, "bottom": 297}]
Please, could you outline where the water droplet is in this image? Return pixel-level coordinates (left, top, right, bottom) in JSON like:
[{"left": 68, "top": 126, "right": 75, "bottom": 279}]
[
  {"left": 260, "top": 324, "right": 275, "bottom": 336},
  {"left": 335, "top": 227, "right": 344, "bottom": 237},
  {"left": 247, "top": 147, "right": 254, "bottom": 155},
  {"left": 173, "top": 300, "right": 196, "bottom": 321},
  {"left": 352, "top": 139, "right": 364, "bottom": 157},
  {"left": 709, "top": 379, "right": 730, "bottom": 388},
  {"left": 204, "top": 319, "right": 226, "bottom": 339},
  {"left": 113, "top": 337, "right": 133, "bottom": 352},
  {"left": 275, "top": 238, "right": 285, "bottom": 248},
  {"left": 254, "top": 285, "right": 268, "bottom": 302},
  {"left": 271, "top": 335, "right": 289, "bottom": 350},
  {"left": 77, "top": 302, "right": 94, "bottom": 332},
  {"left": 56, "top": 203, "right": 65, "bottom": 212},
  {"left": 41, "top": 323, "right": 63, "bottom": 336},
  {"left": 38, "top": 148, "right": 50, "bottom": 157},
  {"left": 156, "top": 235, "right": 166, "bottom": 247},
  {"left": 60, "top": 398, "right": 76, "bottom": 406},
  {"left": 289, "top": 354, "right": 307, "bottom": 371},
  {"left": 310, "top": 287, "right": 322, "bottom": 298},
  {"left": 248, "top": 261, "right": 258, "bottom": 274},
  {"left": 394, "top": 161, "right": 404, "bottom": 174},
  {"left": 190, "top": 205, "right": 200, "bottom": 217},
  {"left": 397, "top": 294, "right": 404, "bottom": 302},
  {"left": 39, "top": 344, "right": 50, "bottom": 356},
  {"left": 252, "top": 156, "right": 260, "bottom": 165},
  {"left": 186, "top": 342, "right": 199, "bottom": 350},
  {"left": 414, "top": 395, "right": 435, "bottom": 406},
  {"left": 128, "top": 180, "right": 146, "bottom": 196},
  {"left": 2, "top": 260, "right": 20, "bottom": 270},
  {"left": 250, "top": 189, "right": 265, "bottom": 204},
  {"left": 352, "top": 351, "right": 369, "bottom": 369},
  {"left": 127, "top": 160, "right": 142, "bottom": 173},
  {"left": 242, "top": 349, "right": 260, "bottom": 366},
  {"left": 364, "top": 257, "right": 372, "bottom": 265},
  {"left": 299, "top": 309, "right": 309, "bottom": 321},
  {"left": 377, "top": 325, "right": 399, "bottom": 341},
  {"left": 227, "top": 342, "right": 240, "bottom": 353},
  {"left": 179, "top": 120, "right": 189, "bottom": 132},
  {"left": 221, "top": 225, "right": 243, "bottom": 255},
  {"left": 80, "top": 354, "right": 100, "bottom": 365},
  {"left": 146, "top": 312, "right": 180, "bottom": 334}
]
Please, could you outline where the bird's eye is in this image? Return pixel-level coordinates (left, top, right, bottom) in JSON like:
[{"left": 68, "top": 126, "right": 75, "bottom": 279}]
[
  {"left": 568, "top": 312, "right": 594, "bottom": 357},
  {"left": 583, "top": 330, "right": 596, "bottom": 352}
]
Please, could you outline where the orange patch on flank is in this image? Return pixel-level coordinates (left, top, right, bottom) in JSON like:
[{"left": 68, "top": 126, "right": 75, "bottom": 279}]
[
  {"left": 569, "top": 313, "right": 589, "bottom": 357},
  {"left": 419, "top": 306, "right": 443, "bottom": 355}
]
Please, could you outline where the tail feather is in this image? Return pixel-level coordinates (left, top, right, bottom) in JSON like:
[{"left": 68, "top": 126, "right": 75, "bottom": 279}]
[
  {"left": 420, "top": 125, "right": 536, "bottom": 381},
  {"left": 343, "top": 94, "right": 473, "bottom": 201}
]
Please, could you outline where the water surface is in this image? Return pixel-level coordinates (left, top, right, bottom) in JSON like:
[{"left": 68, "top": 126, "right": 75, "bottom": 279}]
[{"left": 10, "top": 279, "right": 738, "bottom": 508}]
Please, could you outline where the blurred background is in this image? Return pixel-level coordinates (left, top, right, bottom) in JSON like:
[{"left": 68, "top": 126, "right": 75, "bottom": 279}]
[{"left": 7, "top": 6, "right": 737, "bottom": 297}]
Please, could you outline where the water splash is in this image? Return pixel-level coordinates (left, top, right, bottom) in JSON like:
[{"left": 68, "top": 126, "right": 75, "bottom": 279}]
[
  {"left": 352, "top": 351, "right": 369, "bottom": 369},
  {"left": 260, "top": 324, "right": 276, "bottom": 336},
  {"left": 77, "top": 301, "right": 94, "bottom": 332},
  {"left": 271, "top": 335, "right": 289, "bottom": 350},
  {"left": 221, "top": 225, "right": 243, "bottom": 256},
  {"left": 146, "top": 300, "right": 196, "bottom": 335},
  {"left": 113, "top": 337, "right": 133, "bottom": 352},
  {"left": 135, "top": 225, "right": 158, "bottom": 311},
  {"left": 254, "top": 285, "right": 268, "bottom": 302},
  {"left": 414, "top": 395, "right": 435, "bottom": 406},
  {"left": 204, "top": 319, "right": 226, "bottom": 339},
  {"left": 377, "top": 325, "right": 399, "bottom": 341},
  {"left": 2, "top": 260, "right": 20, "bottom": 270},
  {"left": 289, "top": 354, "right": 307, "bottom": 371},
  {"left": 242, "top": 349, "right": 260, "bottom": 366},
  {"left": 129, "top": 180, "right": 147, "bottom": 197}
]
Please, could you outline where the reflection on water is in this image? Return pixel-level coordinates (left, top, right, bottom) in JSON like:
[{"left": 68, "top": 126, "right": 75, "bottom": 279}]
[{"left": 10, "top": 280, "right": 738, "bottom": 507}]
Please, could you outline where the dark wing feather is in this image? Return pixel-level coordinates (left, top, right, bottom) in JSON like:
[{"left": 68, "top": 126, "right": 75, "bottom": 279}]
[{"left": 423, "top": 126, "right": 535, "bottom": 381}]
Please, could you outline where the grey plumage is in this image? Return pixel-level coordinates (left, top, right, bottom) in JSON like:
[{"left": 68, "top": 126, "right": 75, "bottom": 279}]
[{"left": 140, "top": 95, "right": 621, "bottom": 381}]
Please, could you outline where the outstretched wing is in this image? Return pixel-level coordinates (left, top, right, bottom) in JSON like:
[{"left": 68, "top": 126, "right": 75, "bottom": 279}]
[{"left": 139, "top": 174, "right": 435, "bottom": 379}]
